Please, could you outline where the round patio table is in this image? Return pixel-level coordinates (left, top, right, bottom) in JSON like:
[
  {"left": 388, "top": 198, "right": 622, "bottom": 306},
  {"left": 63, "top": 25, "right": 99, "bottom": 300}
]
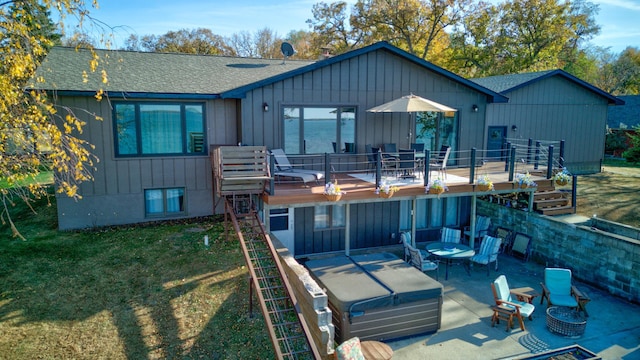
[{"left": 425, "top": 242, "right": 475, "bottom": 280}]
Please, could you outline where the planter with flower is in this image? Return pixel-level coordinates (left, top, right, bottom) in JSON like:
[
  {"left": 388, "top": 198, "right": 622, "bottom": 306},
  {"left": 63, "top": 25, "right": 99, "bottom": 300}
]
[
  {"left": 515, "top": 172, "right": 537, "bottom": 189},
  {"left": 426, "top": 178, "right": 448, "bottom": 195},
  {"left": 476, "top": 175, "right": 494, "bottom": 191},
  {"left": 553, "top": 169, "right": 571, "bottom": 186},
  {"left": 377, "top": 181, "right": 400, "bottom": 198},
  {"left": 323, "top": 181, "right": 345, "bottom": 201}
]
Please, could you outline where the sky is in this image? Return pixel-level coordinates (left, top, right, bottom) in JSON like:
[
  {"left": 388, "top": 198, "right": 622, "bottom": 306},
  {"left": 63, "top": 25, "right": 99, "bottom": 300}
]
[{"left": 66, "top": 0, "right": 640, "bottom": 54}]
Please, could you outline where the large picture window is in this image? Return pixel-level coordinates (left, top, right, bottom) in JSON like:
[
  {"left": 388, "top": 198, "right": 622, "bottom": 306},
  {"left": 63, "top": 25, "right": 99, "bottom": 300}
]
[
  {"left": 114, "top": 102, "right": 205, "bottom": 157},
  {"left": 283, "top": 106, "right": 355, "bottom": 154},
  {"left": 414, "top": 110, "right": 458, "bottom": 163}
]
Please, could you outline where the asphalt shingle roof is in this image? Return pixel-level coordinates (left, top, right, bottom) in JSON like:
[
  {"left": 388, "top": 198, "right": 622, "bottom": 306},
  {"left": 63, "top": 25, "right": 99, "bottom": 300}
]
[
  {"left": 471, "top": 70, "right": 556, "bottom": 93},
  {"left": 608, "top": 95, "right": 640, "bottom": 129},
  {"left": 32, "top": 47, "right": 314, "bottom": 96},
  {"left": 471, "top": 69, "right": 623, "bottom": 105}
]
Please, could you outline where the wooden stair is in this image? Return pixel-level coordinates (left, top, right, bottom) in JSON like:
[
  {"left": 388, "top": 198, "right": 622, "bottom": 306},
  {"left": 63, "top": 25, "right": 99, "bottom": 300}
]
[{"left": 533, "top": 189, "right": 574, "bottom": 216}]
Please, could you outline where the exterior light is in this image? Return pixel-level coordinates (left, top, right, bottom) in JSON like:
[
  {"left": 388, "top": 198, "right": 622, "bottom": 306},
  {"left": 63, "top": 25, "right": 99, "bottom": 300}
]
[
  {"left": 263, "top": 102, "right": 269, "bottom": 112},
  {"left": 512, "top": 125, "right": 518, "bottom": 131},
  {"left": 472, "top": 104, "right": 478, "bottom": 112}
]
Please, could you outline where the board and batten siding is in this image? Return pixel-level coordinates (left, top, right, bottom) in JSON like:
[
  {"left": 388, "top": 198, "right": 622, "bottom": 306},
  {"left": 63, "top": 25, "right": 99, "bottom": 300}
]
[
  {"left": 55, "top": 96, "right": 239, "bottom": 229},
  {"left": 240, "top": 48, "right": 487, "bottom": 157},
  {"left": 486, "top": 76, "right": 609, "bottom": 174},
  {"left": 293, "top": 201, "right": 401, "bottom": 256}
]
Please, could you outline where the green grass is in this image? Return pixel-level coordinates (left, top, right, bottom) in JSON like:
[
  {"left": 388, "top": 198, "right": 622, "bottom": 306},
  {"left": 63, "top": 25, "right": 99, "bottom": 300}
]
[
  {"left": 0, "top": 193, "right": 273, "bottom": 359},
  {"left": 0, "top": 171, "right": 53, "bottom": 189},
  {"left": 603, "top": 157, "right": 640, "bottom": 168}
]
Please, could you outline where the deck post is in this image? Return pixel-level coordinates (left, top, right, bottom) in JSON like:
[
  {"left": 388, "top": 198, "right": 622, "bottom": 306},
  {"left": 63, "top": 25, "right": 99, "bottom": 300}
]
[
  {"left": 535, "top": 141, "right": 541, "bottom": 170},
  {"left": 411, "top": 199, "right": 417, "bottom": 245},
  {"left": 376, "top": 148, "right": 382, "bottom": 187},
  {"left": 325, "top": 153, "right": 331, "bottom": 184},
  {"left": 559, "top": 140, "right": 565, "bottom": 168},
  {"left": 470, "top": 195, "right": 477, "bottom": 250},
  {"left": 469, "top": 147, "right": 476, "bottom": 184},
  {"left": 547, "top": 145, "right": 555, "bottom": 179},
  {"left": 572, "top": 175, "right": 577, "bottom": 213},
  {"left": 508, "top": 146, "right": 516, "bottom": 182},
  {"left": 504, "top": 141, "right": 511, "bottom": 171},
  {"left": 345, "top": 203, "right": 351, "bottom": 256},
  {"left": 424, "top": 149, "right": 431, "bottom": 186},
  {"left": 269, "top": 155, "right": 276, "bottom": 195}
]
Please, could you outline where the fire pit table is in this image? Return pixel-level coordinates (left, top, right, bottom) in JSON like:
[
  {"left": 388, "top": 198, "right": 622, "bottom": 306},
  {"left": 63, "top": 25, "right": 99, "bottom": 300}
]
[{"left": 546, "top": 306, "right": 587, "bottom": 338}]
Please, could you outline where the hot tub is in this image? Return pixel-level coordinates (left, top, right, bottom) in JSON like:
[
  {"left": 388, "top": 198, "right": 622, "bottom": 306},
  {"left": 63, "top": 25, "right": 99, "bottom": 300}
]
[{"left": 305, "top": 252, "right": 443, "bottom": 343}]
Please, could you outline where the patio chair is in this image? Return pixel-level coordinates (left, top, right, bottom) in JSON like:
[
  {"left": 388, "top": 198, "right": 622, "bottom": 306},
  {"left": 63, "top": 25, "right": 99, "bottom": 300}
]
[
  {"left": 470, "top": 235, "right": 502, "bottom": 276},
  {"left": 540, "top": 268, "right": 581, "bottom": 310},
  {"left": 440, "top": 227, "right": 461, "bottom": 244},
  {"left": 270, "top": 148, "right": 324, "bottom": 185},
  {"left": 491, "top": 275, "right": 535, "bottom": 331},
  {"left": 398, "top": 148, "right": 416, "bottom": 178},
  {"left": 344, "top": 142, "right": 355, "bottom": 153},
  {"left": 400, "top": 231, "right": 427, "bottom": 262},
  {"left": 464, "top": 215, "right": 491, "bottom": 248},
  {"left": 510, "top": 232, "right": 532, "bottom": 262},
  {"left": 430, "top": 145, "right": 451, "bottom": 179},
  {"left": 494, "top": 226, "right": 513, "bottom": 253},
  {"left": 381, "top": 143, "right": 399, "bottom": 176},
  {"left": 410, "top": 143, "right": 425, "bottom": 152},
  {"left": 408, "top": 243, "right": 439, "bottom": 280}
]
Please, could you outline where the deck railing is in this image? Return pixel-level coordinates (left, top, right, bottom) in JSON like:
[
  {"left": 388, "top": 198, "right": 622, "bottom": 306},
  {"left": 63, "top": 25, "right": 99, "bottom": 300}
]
[{"left": 266, "top": 140, "right": 565, "bottom": 195}]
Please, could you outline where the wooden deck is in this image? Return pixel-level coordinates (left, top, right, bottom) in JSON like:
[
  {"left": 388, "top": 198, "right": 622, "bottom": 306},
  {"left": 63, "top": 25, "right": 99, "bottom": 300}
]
[{"left": 262, "top": 162, "right": 556, "bottom": 208}]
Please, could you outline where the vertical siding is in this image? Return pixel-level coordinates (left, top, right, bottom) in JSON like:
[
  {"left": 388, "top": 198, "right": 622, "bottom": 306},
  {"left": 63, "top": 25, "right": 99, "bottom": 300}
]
[
  {"left": 56, "top": 96, "right": 237, "bottom": 229},
  {"left": 243, "top": 49, "right": 485, "bottom": 153},
  {"left": 486, "top": 76, "right": 609, "bottom": 173}
]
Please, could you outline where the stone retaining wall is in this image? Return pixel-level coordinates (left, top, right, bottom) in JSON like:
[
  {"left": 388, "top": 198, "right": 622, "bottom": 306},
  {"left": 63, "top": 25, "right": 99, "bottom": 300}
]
[{"left": 478, "top": 201, "right": 640, "bottom": 303}]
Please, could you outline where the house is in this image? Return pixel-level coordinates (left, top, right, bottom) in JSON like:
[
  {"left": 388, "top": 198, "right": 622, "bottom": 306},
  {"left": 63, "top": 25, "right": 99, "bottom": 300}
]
[
  {"left": 472, "top": 70, "right": 624, "bottom": 174},
  {"left": 608, "top": 95, "right": 640, "bottom": 130},
  {"left": 33, "top": 43, "right": 620, "bottom": 258}
]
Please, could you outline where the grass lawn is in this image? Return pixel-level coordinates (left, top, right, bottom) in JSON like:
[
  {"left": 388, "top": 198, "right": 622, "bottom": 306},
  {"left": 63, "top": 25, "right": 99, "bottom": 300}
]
[{"left": 0, "top": 192, "right": 273, "bottom": 359}]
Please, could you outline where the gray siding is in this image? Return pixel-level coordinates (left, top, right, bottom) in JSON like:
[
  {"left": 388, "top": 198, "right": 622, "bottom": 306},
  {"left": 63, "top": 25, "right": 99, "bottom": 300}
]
[
  {"left": 241, "top": 49, "right": 487, "bottom": 155},
  {"left": 294, "top": 201, "right": 401, "bottom": 256},
  {"left": 486, "top": 76, "right": 609, "bottom": 173},
  {"left": 55, "top": 96, "right": 239, "bottom": 229}
]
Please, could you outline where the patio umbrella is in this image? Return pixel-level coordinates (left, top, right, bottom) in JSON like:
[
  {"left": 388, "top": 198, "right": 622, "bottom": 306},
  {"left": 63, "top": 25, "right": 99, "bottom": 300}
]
[
  {"left": 366, "top": 94, "right": 457, "bottom": 113},
  {"left": 366, "top": 94, "right": 457, "bottom": 144}
]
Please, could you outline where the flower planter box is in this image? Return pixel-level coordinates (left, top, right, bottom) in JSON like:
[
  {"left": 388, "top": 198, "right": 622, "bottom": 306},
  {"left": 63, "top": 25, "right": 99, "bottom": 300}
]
[
  {"left": 324, "top": 194, "right": 342, "bottom": 202},
  {"left": 379, "top": 191, "right": 394, "bottom": 198}
]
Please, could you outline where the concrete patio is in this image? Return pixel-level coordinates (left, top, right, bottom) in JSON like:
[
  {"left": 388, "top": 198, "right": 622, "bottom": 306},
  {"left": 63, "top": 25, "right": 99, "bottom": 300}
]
[{"left": 384, "top": 243, "right": 640, "bottom": 359}]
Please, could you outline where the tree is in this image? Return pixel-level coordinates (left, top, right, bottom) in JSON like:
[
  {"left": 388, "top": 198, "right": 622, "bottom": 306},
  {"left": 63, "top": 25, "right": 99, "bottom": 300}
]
[
  {"left": 1, "top": 0, "right": 101, "bottom": 239},
  {"left": 124, "top": 28, "right": 231, "bottom": 55},
  {"left": 622, "top": 127, "right": 640, "bottom": 163},
  {"left": 226, "top": 28, "right": 284, "bottom": 58},
  {"left": 447, "top": 0, "right": 600, "bottom": 77}
]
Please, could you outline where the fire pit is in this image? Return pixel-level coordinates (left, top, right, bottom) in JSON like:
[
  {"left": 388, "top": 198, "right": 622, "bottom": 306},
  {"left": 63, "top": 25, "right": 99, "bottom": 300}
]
[{"left": 546, "top": 306, "right": 587, "bottom": 338}]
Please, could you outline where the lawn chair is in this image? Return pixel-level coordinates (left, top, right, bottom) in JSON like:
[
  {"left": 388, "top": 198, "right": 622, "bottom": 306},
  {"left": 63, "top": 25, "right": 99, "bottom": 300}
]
[
  {"left": 470, "top": 235, "right": 502, "bottom": 276},
  {"left": 494, "top": 227, "right": 513, "bottom": 253},
  {"left": 430, "top": 145, "right": 451, "bottom": 179},
  {"left": 510, "top": 232, "right": 532, "bottom": 261},
  {"left": 408, "top": 244, "right": 439, "bottom": 280},
  {"left": 270, "top": 148, "right": 324, "bottom": 185},
  {"left": 400, "top": 231, "right": 427, "bottom": 262},
  {"left": 540, "top": 268, "right": 584, "bottom": 311},
  {"left": 491, "top": 275, "right": 535, "bottom": 331},
  {"left": 464, "top": 215, "right": 491, "bottom": 248},
  {"left": 440, "top": 227, "right": 461, "bottom": 244}
]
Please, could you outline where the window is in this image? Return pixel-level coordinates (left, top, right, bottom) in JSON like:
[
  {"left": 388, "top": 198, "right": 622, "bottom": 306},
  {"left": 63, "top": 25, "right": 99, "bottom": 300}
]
[
  {"left": 283, "top": 106, "right": 355, "bottom": 154},
  {"left": 314, "top": 204, "right": 345, "bottom": 230},
  {"left": 114, "top": 102, "right": 205, "bottom": 156},
  {"left": 404, "top": 197, "right": 460, "bottom": 230},
  {"left": 145, "top": 188, "right": 185, "bottom": 216},
  {"left": 415, "top": 110, "right": 458, "bottom": 161}
]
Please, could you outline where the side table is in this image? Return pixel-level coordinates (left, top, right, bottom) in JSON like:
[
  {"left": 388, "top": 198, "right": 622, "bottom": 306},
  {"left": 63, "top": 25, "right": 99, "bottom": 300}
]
[
  {"left": 510, "top": 286, "right": 540, "bottom": 304},
  {"left": 360, "top": 340, "right": 393, "bottom": 360}
]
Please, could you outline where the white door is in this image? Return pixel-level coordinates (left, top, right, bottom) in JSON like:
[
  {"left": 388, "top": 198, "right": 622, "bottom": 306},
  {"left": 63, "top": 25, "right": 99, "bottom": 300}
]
[{"left": 269, "top": 208, "right": 295, "bottom": 254}]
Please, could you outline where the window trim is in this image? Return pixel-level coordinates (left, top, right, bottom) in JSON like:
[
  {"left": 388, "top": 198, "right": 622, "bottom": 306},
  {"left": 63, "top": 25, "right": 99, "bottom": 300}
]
[
  {"left": 113, "top": 101, "right": 206, "bottom": 158},
  {"left": 144, "top": 187, "right": 186, "bottom": 217},
  {"left": 313, "top": 204, "right": 346, "bottom": 231}
]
